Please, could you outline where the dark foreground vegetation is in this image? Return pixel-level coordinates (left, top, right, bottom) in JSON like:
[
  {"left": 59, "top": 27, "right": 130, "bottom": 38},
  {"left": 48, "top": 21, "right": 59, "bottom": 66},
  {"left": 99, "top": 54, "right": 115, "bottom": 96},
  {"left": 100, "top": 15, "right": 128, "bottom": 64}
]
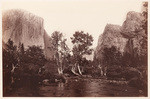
[
  {"left": 3, "top": 31, "right": 147, "bottom": 97},
  {"left": 3, "top": 2, "right": 148, "bottom": 97}
]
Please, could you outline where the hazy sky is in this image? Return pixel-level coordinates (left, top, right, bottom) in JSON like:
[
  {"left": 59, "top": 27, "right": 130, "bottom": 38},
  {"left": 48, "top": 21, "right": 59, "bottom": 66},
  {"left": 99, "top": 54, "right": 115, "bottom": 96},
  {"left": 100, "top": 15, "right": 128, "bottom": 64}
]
[{"left": 2, "top": 0, "right": 143, "bottom": 49}]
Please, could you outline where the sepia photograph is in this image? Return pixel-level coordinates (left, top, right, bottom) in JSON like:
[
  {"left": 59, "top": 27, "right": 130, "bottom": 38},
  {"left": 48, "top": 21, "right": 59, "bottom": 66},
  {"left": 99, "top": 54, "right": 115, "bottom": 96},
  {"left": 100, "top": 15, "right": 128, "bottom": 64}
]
[{"left": 1, "top": 0, "right": 148, "bottom": 97}]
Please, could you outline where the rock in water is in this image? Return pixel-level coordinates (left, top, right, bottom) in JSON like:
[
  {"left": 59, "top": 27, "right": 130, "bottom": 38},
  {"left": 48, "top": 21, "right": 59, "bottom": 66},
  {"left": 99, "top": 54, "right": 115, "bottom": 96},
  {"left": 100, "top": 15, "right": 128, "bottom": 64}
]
[{"left": 2, "top": 9, "right": 55, "bottom": 60}]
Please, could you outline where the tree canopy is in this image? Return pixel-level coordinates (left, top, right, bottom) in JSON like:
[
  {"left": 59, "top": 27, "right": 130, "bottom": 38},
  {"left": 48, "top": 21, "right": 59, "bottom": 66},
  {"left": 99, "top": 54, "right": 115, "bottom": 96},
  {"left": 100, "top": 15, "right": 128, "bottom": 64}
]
[{"left": 70, "top": 31, "right": 93, "bottom": 75}]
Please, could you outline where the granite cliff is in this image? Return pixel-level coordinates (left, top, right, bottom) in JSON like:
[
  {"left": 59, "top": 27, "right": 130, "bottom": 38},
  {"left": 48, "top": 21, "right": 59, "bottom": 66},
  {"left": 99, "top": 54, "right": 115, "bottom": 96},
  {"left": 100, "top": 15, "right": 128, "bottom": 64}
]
[
  {"left": 94, "top": 24, "right": 127, "bottom": 61},
  {"left": 2, "top": 9, "right": 54, "bottom": 59},
  {"left": 94, "top": 11, "right": 147, "bottom": 64},
  {"left": 121, "top": 11, "right": 147, "bottom": 56}
]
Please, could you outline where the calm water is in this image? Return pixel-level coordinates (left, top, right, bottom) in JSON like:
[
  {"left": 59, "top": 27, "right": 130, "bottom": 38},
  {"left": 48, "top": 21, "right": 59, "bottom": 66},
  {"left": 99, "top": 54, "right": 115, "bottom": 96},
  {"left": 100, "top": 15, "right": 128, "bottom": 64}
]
[
  {"left": 9, "top": 77, "right": 145, "bottom": 97},
  {"left": 38, "top": 77, "right": 143, "bottom": 97}
]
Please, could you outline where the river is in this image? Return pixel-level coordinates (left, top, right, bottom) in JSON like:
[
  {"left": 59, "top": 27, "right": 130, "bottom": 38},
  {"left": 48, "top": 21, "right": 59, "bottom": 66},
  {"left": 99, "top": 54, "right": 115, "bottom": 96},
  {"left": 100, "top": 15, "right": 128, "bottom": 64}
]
[
  {"left": 38, "top": 77, "right": 144, "bottom": 97},
  {"left": 9, "top": 77, "right": 145, "bottom": 97}
]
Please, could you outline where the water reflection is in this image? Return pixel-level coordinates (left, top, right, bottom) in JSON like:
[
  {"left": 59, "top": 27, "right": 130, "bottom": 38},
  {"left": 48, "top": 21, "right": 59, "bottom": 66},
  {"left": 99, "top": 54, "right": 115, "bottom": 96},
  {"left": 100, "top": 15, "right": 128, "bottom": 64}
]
[
  {"left": 39, "top": 78, "right": 141, "bottom": 97},
  {"left": 58, "top": 82, "right": 64, "bottom": 90}
]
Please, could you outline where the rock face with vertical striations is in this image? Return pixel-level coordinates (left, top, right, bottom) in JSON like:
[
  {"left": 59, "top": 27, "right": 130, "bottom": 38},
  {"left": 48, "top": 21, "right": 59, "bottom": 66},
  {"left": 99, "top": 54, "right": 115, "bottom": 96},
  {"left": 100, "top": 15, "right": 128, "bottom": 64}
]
[
  {"left": 2, "top": 9, "right": 54, "bottom": 60},
  {"left": 94, "top": 24, "right": 127, "bottom": 61},
  {"left": 94, "top": 11, "right": 146, "bottom": 63},
  {"left": 44, "top": 30, "right": 55, "bottom": 60},
  {"left": 121, "top": 11, "right": 147, "bottom": 56},
  {"left": 121, "top": 11, "right": 145, "bottom": 38}
]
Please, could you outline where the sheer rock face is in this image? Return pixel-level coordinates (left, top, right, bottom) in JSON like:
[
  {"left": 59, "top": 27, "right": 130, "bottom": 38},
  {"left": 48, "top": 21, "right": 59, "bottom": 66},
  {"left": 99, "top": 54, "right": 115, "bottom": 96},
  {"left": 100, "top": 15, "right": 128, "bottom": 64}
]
[
  {"left": 95, "top": 11, "right": 146, "bottom": 61},
  {"left": 121, "top": 11, "right": 145, "bottom": 38},
  {"left": 2, "top": 9, "right": 54, "bottom": 59},
  {"left": 94, "top": 24, "right": 127, "bottom": 60},
  {"left": 44, "top": 30, "right": 55, "bottom": 60},
  {"left": 121, "top": 11, "right": 146, "bottom": 56}
]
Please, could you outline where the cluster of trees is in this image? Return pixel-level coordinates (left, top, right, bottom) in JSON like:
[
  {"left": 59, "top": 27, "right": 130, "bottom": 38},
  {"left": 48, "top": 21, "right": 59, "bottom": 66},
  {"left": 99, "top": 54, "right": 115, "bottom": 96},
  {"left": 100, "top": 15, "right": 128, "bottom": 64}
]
[
  {"left": 3, "top": 31, "right": 94, "bottom": 95},
  {"left": 102, "top": 46, "right": 122, "bottom": 67},
  {"left": 50, "top": 31, "right": 94, "bottom": 76},
  {"left": 51, "top": 31, "right": 70, "bottom": 75},
  {"left": 101, "top": 45, "right": 147, "bottom": 68},
  {"left": 71, "top": 31, "right": 93, "bottom": 75},
  {"left": 3, "top": 39, "right": 46, "bottom": 96},
  {"left": 141, "top": 2, "right": 148, "bottom": 66}
]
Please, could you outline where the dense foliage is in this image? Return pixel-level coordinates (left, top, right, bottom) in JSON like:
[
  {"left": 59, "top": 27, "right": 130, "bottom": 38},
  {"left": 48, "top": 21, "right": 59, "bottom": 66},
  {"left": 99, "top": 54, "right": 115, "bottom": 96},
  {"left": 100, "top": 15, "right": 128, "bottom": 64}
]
[
  {"left": 102, "top": 46, "right": 122, "bottom": 67},
  {"left": 70, "top": 31, "right": 93, "bottom": 75},
  {"left": 51, "top": 31, "right": 70, "bottom": 74},
  {"left": 3, "top": 39, "right": 46, "bottom": 96}
]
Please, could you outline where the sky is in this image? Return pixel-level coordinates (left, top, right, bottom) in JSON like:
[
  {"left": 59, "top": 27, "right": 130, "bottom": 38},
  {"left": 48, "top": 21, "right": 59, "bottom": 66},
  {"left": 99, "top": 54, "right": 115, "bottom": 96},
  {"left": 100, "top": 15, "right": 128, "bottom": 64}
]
[{"left": 2, "top": 0, "right": 143, "bottom": 49}]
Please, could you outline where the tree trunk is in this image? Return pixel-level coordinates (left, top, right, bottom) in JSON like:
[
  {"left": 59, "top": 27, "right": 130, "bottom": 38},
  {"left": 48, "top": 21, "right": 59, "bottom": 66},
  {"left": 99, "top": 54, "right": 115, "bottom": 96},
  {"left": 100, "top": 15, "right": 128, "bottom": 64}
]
[
  {"left": 100, "top": 68, "right": 103, "bottom": 76},
  {"left": 71, "top": 64, "right": 80, "bottom": 76},
  {"left": 104, "top": 67, "right": 107, "bottom": 76},
  {"left": 77, "top": 64, "right": 82, "bottom": 75},
  {"left": 58, "top": 58, "right": 63, "bottom": 75},
  {"left": 58, "top": 67, "right": 63, "bottom": 74},
  {"left": 98, "top": 64, "right": 104, "bottom": 76}
]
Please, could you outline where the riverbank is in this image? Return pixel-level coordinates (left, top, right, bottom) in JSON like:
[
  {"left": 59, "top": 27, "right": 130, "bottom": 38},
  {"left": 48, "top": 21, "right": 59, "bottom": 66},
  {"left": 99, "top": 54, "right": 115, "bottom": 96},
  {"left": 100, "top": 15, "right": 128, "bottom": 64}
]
[{"left": 5, "top": 76, "right": 146, "bottom": 97}]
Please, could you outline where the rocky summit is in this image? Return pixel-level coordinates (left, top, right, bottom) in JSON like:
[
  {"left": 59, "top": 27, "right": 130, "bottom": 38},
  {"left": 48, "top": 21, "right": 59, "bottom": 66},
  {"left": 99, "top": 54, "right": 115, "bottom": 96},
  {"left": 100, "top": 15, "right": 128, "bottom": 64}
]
[
  {"left": 94, "top": 24, "right": 127, "bottom": 60},
  {"left": 94, "top": 11, "right": 146, "bottom": 62},
  {"left": 2, "top": 9, "right": 55, "bottom": 60}
]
